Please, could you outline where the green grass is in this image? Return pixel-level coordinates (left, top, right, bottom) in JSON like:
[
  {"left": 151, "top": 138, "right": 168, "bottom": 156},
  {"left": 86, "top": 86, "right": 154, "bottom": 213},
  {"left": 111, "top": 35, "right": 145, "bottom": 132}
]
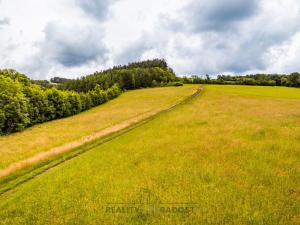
[
  {"left": 206, "top": 85, "right": 300, "bottom": 99},
  {"left": 0, "top": 85, "right": 299, "bottom": 225},
  {"left": 0, "top": 85, "right": 197, "bottom": 169}
]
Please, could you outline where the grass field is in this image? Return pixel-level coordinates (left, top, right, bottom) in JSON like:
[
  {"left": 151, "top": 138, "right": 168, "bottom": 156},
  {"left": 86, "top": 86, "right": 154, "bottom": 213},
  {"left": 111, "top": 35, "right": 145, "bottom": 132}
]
[
  {"left": 0, "top": 85, "right": 299, "bottom": 225},
  {"left": 0, "top": 85, "right": 197, "bottom": 170}
]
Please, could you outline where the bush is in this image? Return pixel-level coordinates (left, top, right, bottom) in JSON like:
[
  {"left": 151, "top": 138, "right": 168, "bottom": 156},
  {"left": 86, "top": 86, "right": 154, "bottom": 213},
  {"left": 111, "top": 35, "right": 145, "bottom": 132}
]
[
  {"left": 68, "top": 92, "right": 82, "bottom": 115},
  {"left": 173, "top": 82, "right": 184, "bottom": 86},
  {"left": 0, "top": 76, "right": 30, "bottom": 133},
  {"left": 46, "top": 88, "right": 67, "bottom": 118},
  {"left": 166, "top": 81, "right": 184, "bottom": 87},
  {"left": 23, "top": 85, "right": 49, "bottom": 124},
  {"left": 79, "top": 93, "right": 92, "bottom": 111},
  {"left": 107, "top": 84, "right": 122, "bottom": 100}
]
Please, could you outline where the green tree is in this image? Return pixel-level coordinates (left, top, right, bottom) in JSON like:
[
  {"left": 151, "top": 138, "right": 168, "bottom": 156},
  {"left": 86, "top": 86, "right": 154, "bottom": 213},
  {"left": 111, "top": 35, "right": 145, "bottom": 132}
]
[
  {"left": 46, "top": 88, "right": 67, "bottom": 119},
  {"left": 0, "top": 76, "right": 30, "bottom": 133},
  {"left": 289, "top": 73, "right": 300, "bottom": 87},
  {"left": 23, "top": 85, "right": 49, "bottom": 124}
]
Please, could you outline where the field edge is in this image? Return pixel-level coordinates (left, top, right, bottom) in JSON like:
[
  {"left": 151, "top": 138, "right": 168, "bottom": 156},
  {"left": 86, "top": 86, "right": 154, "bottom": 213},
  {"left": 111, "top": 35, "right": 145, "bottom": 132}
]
[{"left": 0, "top": 85, "right": 203, "bottom": 196}]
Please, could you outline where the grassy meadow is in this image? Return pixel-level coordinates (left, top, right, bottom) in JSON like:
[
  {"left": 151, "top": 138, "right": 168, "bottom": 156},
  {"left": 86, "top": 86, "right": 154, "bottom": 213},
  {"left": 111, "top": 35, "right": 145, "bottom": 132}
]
[
  {"left": 0, "top": 85, "right": 299, "bottom": 225},
  {"left": 0, "top": 85, "right": 197, "bottom": 169}
]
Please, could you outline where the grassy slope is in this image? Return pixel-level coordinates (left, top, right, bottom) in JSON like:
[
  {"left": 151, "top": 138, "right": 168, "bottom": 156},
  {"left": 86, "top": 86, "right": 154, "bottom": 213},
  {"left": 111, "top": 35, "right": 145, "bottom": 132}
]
[
  {"left": 0, "top": 85, "right": 197, "bottom": 169},
  {"left": 206, "top": 85, "right": 300, "bottom": 99},
  {"left": 0, "top": 85, "right": 299, "bottom": 225}
]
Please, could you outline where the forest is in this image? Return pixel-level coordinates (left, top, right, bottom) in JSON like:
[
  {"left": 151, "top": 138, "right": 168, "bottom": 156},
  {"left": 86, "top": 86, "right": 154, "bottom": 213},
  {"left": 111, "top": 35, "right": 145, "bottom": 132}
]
[
  {"left": 0, "top": 59, "right": 177, "bottom": 135},
  {"left": 57, "top": 59, "right": 177, "bottom": 92},
  {"left": 183, "top": 73, "right": 300, "bottom": 87}
]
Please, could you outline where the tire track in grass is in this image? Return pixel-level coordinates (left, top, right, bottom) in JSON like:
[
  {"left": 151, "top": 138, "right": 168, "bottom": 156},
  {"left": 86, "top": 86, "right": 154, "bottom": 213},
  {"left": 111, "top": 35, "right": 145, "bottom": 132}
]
[
  {"left": 0, "top": 86, "right": 203, "bottom": 196},
  {"left": 0, "top": 111, "right": 169, "bottom": 178}
]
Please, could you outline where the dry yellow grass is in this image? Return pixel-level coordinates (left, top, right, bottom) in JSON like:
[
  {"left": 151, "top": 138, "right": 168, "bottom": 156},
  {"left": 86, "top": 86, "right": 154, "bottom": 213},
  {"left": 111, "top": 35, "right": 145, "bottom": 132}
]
[
  {"left": 0, "top": 85, "right": 299, "bottom": 224},
  {"left": 0, "top": 85, "right": 198, "bottom": 169}
]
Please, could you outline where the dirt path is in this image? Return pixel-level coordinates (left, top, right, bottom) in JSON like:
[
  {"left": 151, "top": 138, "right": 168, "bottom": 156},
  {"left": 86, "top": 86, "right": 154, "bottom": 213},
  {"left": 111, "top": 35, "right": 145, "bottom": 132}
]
[{"left": 0, "top": 86, "right": 202, "bottom": 179}]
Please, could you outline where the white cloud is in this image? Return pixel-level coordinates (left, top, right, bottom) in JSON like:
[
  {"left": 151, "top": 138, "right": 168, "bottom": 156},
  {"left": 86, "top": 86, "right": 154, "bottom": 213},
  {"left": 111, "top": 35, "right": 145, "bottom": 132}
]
[
  {"left": 0, "top": 0, "right": 300, "bottom": 79},
  {"left": 266, "top": 32, "right": 300, "bottom": 73}
]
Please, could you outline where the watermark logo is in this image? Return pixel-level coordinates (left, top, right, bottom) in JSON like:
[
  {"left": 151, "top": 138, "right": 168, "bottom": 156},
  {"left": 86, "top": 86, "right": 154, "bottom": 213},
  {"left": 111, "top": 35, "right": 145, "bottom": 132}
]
[{"left": 105, "top": 188, "right": 199, "bottom": 223}]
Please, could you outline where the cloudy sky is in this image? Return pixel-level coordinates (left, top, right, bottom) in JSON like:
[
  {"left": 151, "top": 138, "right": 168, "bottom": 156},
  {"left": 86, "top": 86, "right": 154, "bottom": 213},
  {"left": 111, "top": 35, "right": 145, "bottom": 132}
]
[{"left": 1, "top": 0, "right": 300, "bottom": 79}]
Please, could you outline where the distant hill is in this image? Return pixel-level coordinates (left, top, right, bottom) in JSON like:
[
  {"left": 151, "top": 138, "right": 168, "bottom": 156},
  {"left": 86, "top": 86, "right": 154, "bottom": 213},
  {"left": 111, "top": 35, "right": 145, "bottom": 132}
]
[{"left": 57, "top": 59, "right": 177, "bottom": 92}]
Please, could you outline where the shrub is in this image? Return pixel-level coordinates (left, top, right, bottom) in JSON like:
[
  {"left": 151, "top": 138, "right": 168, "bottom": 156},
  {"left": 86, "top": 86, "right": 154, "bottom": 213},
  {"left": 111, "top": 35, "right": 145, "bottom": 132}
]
[{"left": 0, "top": 76, "right": 30, "bottom": 133}]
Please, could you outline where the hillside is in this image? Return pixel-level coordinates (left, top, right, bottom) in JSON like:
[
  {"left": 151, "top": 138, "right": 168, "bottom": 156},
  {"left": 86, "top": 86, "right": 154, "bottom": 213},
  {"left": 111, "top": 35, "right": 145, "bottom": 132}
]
[
  {"left": 0, "top": 59, "right": 180, "bottom": 135},
  {"left": 57, "top": 59, "right": 177, "bottom": 92},
  {"left": 0, "top": 85, "right": 198, "bottom": 170},
  {"left": 0, "top": 85, "right": 299, "bottom": 224}
]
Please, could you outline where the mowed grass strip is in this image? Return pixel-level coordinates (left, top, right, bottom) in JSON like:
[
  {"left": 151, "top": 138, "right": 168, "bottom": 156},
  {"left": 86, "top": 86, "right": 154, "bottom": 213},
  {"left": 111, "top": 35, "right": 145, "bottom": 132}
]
[
  {"left": 0, "top": 85, "right": 299, "bottom": 225},
  {"left": 206, "top": 84, "right": 300, "bottom": 99},
  {"left": 0, "top": 85, "right": 198, "bottom": 169}
]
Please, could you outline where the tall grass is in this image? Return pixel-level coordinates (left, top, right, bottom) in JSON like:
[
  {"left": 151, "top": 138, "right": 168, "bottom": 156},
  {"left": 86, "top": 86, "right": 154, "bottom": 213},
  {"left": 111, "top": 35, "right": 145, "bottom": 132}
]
[
  {"left": 0, "top": 85, "right": 197, "bottom": 169},
  {"left": 0, "top": 85, "right": 299, "bottom": 225}
]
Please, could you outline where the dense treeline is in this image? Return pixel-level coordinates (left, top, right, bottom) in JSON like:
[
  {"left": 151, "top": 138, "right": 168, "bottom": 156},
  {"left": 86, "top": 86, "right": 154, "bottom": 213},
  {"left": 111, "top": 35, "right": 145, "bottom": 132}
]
[
  {"left": 0, "top": 59, "right": 181, "bottom": 135},
  {"left": 182, "top": 73, "right": 300, "bottom": 87},
  {"left": 50, "top": 77, "right": 71, "bottom": 84},
  {"left": 0, "top": 69, "right": 121, "bottom": 134},
  {"left": 112, "top": 59, "right": 169, "bottom": 70},
  {"left": 58, "top": 59, "right": 177, "bottom": 92}
]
